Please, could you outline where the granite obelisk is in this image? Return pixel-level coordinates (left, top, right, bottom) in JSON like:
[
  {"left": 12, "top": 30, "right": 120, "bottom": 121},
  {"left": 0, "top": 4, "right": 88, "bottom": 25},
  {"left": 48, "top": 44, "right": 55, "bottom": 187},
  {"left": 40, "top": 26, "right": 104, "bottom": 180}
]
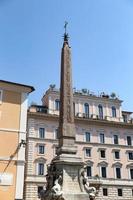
[
  {"left": 41, "top": 24, "right": 96, "bottom": 200},
  {"left": 58, "top": 23, "right": 77, "bottom": 155}
]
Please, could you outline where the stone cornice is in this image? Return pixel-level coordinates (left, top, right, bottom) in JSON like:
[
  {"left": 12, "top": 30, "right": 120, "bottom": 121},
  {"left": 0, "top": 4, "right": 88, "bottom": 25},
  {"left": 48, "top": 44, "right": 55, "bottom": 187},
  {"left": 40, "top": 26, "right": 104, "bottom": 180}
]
[
  {"left": 28, "top": 111, "right": 133, "bottom": 129},
  {"left": 27, "top": 136, "right": 133, "bottom": 149}
]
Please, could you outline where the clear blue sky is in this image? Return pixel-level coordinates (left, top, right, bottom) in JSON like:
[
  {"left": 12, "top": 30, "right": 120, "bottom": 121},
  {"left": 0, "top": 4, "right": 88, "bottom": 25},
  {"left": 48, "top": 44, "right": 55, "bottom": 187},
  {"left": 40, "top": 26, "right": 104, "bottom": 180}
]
[{"left": 0, "top": 0, "right": 133, "bottom": 111}]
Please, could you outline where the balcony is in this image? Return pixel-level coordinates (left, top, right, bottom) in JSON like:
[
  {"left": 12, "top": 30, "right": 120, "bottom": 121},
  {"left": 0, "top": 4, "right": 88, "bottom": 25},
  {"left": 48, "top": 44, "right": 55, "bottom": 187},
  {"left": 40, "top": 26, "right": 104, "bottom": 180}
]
[{"left": 28, "top": 106, "right": 133, "bottom": 124}]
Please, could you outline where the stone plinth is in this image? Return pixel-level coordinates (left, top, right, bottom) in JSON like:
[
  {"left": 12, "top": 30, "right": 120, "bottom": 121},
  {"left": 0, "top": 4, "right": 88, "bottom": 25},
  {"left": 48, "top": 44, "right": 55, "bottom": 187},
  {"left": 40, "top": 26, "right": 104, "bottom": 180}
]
[{"left": 52, "top": 154, "right": 83, "bottom": 194}]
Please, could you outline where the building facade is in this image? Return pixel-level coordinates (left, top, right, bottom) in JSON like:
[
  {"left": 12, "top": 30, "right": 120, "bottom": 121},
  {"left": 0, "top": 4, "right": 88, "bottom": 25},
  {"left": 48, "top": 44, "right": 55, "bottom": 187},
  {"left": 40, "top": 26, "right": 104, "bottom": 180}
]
[
  {"left": 0, "top": 80, "right": 34, "bottom": 200},
  {"left": 24, "top": 87, "right": 133, "bottom": 200}
]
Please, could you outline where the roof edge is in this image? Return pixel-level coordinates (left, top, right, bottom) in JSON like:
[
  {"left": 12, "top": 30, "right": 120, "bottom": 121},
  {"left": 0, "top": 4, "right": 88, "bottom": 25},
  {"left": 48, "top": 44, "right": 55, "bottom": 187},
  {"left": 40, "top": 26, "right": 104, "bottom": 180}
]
[{"left": 0, "top": 80, "right": 35, "bottom": 93}]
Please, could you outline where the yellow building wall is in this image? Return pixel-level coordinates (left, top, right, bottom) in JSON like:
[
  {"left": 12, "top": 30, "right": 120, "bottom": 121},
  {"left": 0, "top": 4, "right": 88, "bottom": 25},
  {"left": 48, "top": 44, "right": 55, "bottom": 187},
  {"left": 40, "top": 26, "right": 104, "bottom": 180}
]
[
  {"left": 0, "top": 131, "right": 18, "bottom": 157},
  {"left": 0, "top": 90, "right": 21, "bottom": 130},
  {"left": 0, "top": 89, "right": 21, "bottom": 199},
  {"left": 0, "top": 160, "right": 17, "bottom": 200}
]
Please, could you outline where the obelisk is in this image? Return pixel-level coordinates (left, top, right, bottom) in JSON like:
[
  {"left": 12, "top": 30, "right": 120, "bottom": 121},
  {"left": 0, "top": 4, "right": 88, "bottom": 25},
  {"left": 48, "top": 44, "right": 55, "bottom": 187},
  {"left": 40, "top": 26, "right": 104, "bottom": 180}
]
[
  {"left": 41, "top": 23, "right": 97, "bottom": 200},
  {"left": 58, "top": 22, "right": 77, "bottom": 155}
]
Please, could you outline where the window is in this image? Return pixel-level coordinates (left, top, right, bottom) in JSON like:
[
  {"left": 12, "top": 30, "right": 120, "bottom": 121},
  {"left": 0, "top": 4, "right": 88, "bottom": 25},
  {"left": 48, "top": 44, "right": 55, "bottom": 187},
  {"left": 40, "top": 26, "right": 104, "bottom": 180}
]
[
  {"left": 87, "top": 166, "right": 92, "bottom": 177},
  {"left": 38, "top": 186, "right": 43, "bottom": 198},
  {"left": 113, "top": 135, "right": 118, "bottom": 144},
  {"left": 103, "top": 188, "right": 108, "bottom": 196},
  {"left": 128, "top": 152, "right": 133, "bottom": 160},
  {"left": 55, "top": 99, "right": 60, "bottom": 111},
  {"left": 116, "top": 167, "right": 121, "bottom": 179},
  {"left": 84, "top": 103, "right": 89, "bottom": 118},
  {"left": 38, "top": 145, "right": 45, "bottom": 154},
  {"left": 98, "top": 104, "right": 103, "bottom": 119},
  {"left": 39, "top": 128, "right": 45, "bottom": 139},
  {"left": 38, "top": 163, "right": 44, "bottom": 175},
  {"left": 101, "top": 166, "right": 106, "bottom": 178},
  {"left": 112, "top": 106, "right": 116, "bottom": 117},
  {"left": 85, "top": 132, "right": 90, "bottom": 142},
  {"left": 100, "top": 133, "right": 105, "bottom": 144},
  {"left": 85, "top": 148, "right": 91, "bottom": 157},
  {"left": 130, "top": 169, "right": 133, "bottom": 179},
  {"left": 127, "top": 136, "right": 132, "bottom": 146},
  {"left": 114, "top": 151, "right": 120, "bottom": 159},
  {"left": 118, "top": 188, "right": 122, "bottom": 196},
  {"left": 100, "top": 150, "right": 106, "bottom": 158}
]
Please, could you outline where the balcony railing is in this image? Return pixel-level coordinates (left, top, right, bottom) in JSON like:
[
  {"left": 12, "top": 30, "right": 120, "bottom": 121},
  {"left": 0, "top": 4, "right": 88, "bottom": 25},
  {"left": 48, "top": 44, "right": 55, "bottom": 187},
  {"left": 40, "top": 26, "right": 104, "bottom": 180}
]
[{"left": 29, "top": 106, "right": 133, "bottom": 124}]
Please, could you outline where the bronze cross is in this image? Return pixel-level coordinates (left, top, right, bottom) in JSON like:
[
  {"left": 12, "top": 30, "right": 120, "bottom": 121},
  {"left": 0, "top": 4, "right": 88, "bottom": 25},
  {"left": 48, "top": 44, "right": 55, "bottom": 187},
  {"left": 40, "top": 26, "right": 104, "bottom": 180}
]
[{"left": 64, "top": 21, "right": 68, "bottom": 34}]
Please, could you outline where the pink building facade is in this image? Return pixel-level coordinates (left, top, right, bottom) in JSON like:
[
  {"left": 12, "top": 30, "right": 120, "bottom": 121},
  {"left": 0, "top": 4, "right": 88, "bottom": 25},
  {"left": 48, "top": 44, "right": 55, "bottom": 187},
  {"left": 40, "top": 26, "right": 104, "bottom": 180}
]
[{"left": 24, "top": 87, "right": 133, "bottom": 200}]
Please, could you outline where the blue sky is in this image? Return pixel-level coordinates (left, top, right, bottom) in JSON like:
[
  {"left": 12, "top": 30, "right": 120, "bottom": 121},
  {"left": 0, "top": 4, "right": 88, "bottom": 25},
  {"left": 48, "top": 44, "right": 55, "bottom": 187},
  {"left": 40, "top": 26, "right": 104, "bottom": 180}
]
[{"left": 0, "top": 0, "right": 133, "bottom": 111}]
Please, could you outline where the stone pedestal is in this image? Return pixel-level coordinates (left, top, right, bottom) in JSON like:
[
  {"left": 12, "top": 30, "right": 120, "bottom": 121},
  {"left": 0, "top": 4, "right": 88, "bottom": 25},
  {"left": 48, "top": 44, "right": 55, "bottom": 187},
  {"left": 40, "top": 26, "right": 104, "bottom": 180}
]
[{"left": 41, "top": 154, "right": 96, "bottom": 200}]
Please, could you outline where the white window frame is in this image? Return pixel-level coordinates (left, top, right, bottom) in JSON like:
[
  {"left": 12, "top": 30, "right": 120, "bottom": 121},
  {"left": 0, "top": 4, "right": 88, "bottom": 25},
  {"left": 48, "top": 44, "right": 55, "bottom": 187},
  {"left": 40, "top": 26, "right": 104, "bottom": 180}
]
[
  {"left": 128, "top": 152, "right": 133, "bottom": 161},
  {"left": 84, "top": 103, "right": 89, "bottom": 117},
  {"left": 55, "top": 99, "right": 60, "bottom": 111},
  {"left": 98, "top": 104, "right": 104, "bottom": 119},
  {"left": 114, "top": 150, "right": 120, "bottom": 160},
  {"left": 98, "top": 161, "right": 108, "bottom": 178},
  {"left": 112, "top": 106, "right": 117, "bottom": 118},
  {"left": 37, "top": 162, "right": 45, "bottom": 176},
  {"left": 99, "top": 133, "right": 105, "bottom": 144},
  {"left": 38, "top": 127, "right": 45, "bottom": 139},
  {"left": 127, "top": 135, "right": 132, "bottom": 146},
  {"left": 86, "top": 165, "right": 92, "bottom": 177},
  {"left": 113, "top": 134, "right": 119, "bottom": 145},
  {"left": 114, "top": 167, "right": 121, "bottom": 179},
  {"left": 100, "top": 166, "right": 107, "bottom": 178},
  {"left": 100, "top": 149, "right": 106, "bottom": 159},
  {"left": 85, "top": 148, "right": 91, "bottom": 158},
  {"left": 84, "top": 132, "right": 91, "bottom": 142},
  {"left": 38, "top": 144, "right": 45, "bottom": 155}
]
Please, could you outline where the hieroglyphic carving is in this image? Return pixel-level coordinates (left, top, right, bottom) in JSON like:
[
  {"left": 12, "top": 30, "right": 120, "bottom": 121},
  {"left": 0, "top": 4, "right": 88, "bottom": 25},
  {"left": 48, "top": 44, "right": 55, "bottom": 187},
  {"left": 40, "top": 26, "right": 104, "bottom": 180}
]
[{"left": 59, "top": 40, "right": 75, "bottom": 141}]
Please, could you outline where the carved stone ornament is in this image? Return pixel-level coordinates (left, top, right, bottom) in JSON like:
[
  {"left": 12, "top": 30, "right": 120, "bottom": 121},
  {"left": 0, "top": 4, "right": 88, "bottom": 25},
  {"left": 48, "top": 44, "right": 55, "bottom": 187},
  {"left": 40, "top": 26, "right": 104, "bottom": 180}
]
[
  {"left": 79, "top": 167, "right": 97, "bottom": 200},
  {"left": 40, "top": 164, "right": 63, "bottom": 200}
]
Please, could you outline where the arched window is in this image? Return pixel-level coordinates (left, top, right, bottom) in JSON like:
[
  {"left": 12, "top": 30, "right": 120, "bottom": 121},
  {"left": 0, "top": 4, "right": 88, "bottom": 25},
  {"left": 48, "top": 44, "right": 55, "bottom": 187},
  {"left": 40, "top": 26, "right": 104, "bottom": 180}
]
[
  {"left": 55, "top": 99, "right": 60, "bottom": 111},
  {"left": 98, "top": 104, "right": 103, "bottom": 119},
  {"left": 84, "top": 103, "right": 89, "bottom": 118},
  {"left": 35, "top": 158, "right": 46, "bottom": 176},
  {"left": 98, "top": 161, "right": 108, "bottom": 178},
  {"left": 112, "top": 106, "right": 116, "bottom": 117}
]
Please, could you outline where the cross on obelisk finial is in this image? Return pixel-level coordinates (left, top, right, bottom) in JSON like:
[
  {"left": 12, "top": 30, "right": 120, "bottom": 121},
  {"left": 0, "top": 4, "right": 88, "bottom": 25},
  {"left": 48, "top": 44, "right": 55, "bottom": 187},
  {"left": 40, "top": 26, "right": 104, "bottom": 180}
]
[
  {"left": 64, "top": 21, "right": 68, "bottom": 34},
  {"left": 63, "top": 21, "right": 69, "bottom": 42}
]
